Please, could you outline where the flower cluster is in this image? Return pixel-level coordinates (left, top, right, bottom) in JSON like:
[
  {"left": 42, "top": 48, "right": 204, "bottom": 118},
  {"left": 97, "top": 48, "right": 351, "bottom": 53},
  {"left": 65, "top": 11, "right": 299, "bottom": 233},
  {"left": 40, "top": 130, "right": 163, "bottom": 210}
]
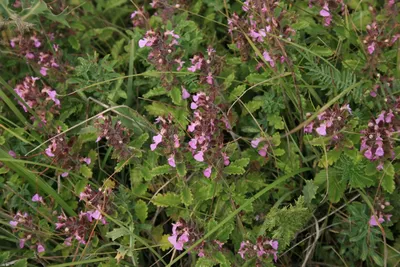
[
  {"left": 14, "top": 76, "right": 60, "bottom": 123},
  {"left": 251, "top": 137, "right": 271, "bottom": 158},
  {"left": 360, "top": 110, "right": 396, "bottom": 167},
  {"left": 56, "top": 185, "right": 112, "bottom": 246},
  {"left": 187, "top": 92, "right": 230, "bottom": 178},
  {"left": 138, "top": 29, "right": 183, "bottom": 89},
  {"left": 150, "top": 115, "right": 181, "bottom": 167},
  {"left": 369, "top": 198, "right": 392, "bottom": 227},
  {"left": 309, "top": 0, "right": 345, "bottom": 27},
  {"left": 304, "top": 104, "right": 352, "bottom": 145},
  {"left": 363, "top": 21, "right": 400, "bottom": 56},
  {"left": 168, "top": 219, "right": 224, "bottom": 258},
  {"left": 238, "top": 237, "right": 279, "bottom": 264},
  {"left": 228, "top": 1, "right": 295, "bottom": 67},
  {"left": 95, "top": 116, "right": 132, "bottom": 161},
  {"left": 187, "top": 47, "right": 222, "bottom": 86},
  {"left": 10, "top": 33, "right": 60, "bottom": 76},
  {"left": 44, "top": 126, "right": 91, "bottom": 176},
  {"left": 9, "top": 211, "right": 45, "bottom": 253},
  {"left": 130, "top": 7, "right": 147, "bottom": 27}
]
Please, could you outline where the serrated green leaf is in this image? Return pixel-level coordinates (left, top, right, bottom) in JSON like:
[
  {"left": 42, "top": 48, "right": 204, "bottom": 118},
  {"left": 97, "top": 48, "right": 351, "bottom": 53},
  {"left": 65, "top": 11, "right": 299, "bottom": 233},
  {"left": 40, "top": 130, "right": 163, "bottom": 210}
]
[
  {"left": 382, "top": 162, "right": 395, "bottom": 193},
  {"left": 195, "top": 257, "right": 214, "bottom": 267},
  {"left": 223, "top": 165, "right": 245, "bottom": 175},
  {"left": 106, "top": 227, "right": 130, "bottom": 241},
  {"left": 143, "top": 87, "right": 167, "bottom": 98},
  {"left": 151, "top": 165, "right": 171, "bottom": 177},
  {"left": 268, "top": 114, "right": 284, "bottom": 129},
  {"left": 79, "top": 165, "right": 92, "bottom": 178},
  {"left": 328, "top": 169, "right": 346, "bottom": 203},
  {"left": 181, "top": 186, "right": 193, "bottom": 206},
  {"left": 176, "top": 162, "right": 186, "bottom": 177},
  {"left": 75, "top": 179, "right": 88, "bottom": 195},
  {"left": 135, "top": 200, "right": 148, "bottom": 223},
  {"left": 141, "top": 167, "right": 152, "bottom": 181},
  {"left": 228, "top": 85, "right": 246, "bottom": 102},
  {"left": 215, "top": 252, "right": 229, "bottom": 267},
  {"left": 223, "top": 72, "right": 235, "bottom": 89},
  {"left": 131, "top": 133, "right": 149, "bottom": 149},
  {"left": 303, "top": 180, "right": 318, "bottom": 203},
  {"left": 232, "top": 158, "right": 250, "bottom": 168},
  {"left": 152, "top": 192, "right": 181, "bottom": 207},
  {"left": 169, "top": 87, "right": 182, "bottom": 106},
  {"left": 68, "top": 36, "right": 80, "bottom": 50},
  {"left": 0, "top": 136, "right": 5, "bottom": 145}
]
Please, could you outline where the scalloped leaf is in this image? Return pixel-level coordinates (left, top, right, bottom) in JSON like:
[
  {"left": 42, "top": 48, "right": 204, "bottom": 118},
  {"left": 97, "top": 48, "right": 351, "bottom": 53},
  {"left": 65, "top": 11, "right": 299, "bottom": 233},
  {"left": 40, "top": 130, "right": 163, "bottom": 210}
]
[
  {"left": 135, "top": 199, "right": 148, "bottom": 223},
  {"left": 152, "top": 192, "right": 181, "bottom": 207}
]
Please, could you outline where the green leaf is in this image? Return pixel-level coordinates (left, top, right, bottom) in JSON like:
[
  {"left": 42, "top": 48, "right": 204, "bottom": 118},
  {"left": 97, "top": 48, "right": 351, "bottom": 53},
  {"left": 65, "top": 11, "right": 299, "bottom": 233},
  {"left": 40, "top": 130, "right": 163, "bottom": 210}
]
[
  {"left": 176, "top": 162, "right": 186, "bottom": 177},
  {"left": 382, "top": 162, "right": 395, "bottom": 193},
  {"left": 268, "top": 114, "right": 285, "bottom": 130},
  {"left": 0, "top": 136, "right": 5, "bottom": 145},
  {"left": 13, "top": 259, "right": 27, "bottom": 267},
  {"left": 328, "top": 169, "right": 346, "bottom": 203},
  {"left": 152, "top": 192, "right": 181, "bottom": 207},
  {"left": 312, "top": 45, "right": 334, "bottom": 57},
  {"left": 151, "top": 165, "right": 171, "bottom": 177},
  {"left": 195, "top": 257, "right": 215, "bottom": 267},
  {"left": 143, "top": 87, "right": 167, "bottom": 98},
  {"left": 228, "top": 85, "right": 246, "bottom": 102},
  {"left": 169, "top": 87, "right": 182, "bottom": 106},
  {"left": 223, "top": 165, "right": 245, "bottom": 175},
  {"left": 215, "top": 252, "right": 229, "bottom": 267},
  {"left": 135, "top": 200, "right": 148, "bottom": 223},
  {"left": 303, "top": 180, "right": 318, "bottom": 204},
  {"left": 68, "top": 36, "right": 80, "bottom": 50},
  {"left": 231, "top": 158, "right": 250, "bottom": 168},
  {"left": 181, "top": 186, "right": 193, "bottom": 206},
  {"left": 75, "top": 179, "right": 88, "bottom": 195},
  {"left": 131, "top": 133, "right": 149, "bottom": 149},
  {"left": 79, "top": 165, "right": 93, "bottom": 178},
  {"left": 106, "top": 227, "right": 130, "bottom": 241}
]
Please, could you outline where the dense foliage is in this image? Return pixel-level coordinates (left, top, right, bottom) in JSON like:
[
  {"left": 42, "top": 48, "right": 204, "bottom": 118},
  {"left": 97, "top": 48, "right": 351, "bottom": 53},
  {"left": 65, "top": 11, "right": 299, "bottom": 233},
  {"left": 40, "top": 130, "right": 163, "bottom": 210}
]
[{"left": 1, "top": 0, "right": 400, "bottom": 266}]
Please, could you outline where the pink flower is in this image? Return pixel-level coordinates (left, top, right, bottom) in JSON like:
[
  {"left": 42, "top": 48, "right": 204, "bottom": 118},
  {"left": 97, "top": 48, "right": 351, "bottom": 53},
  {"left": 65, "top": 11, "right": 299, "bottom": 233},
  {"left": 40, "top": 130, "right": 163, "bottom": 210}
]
[
  {"left": 369, "top": 214, "right": 384, "bottom": 226},
  {"left": 90, "top": 209, "right": 102, "bottom": 220},
  {"left": 319, "top": 4, "right": 330, "bottom": 17},
  {"left": 173, "top": 134, "right": 180, "bottom": 148},
  {"left": 37, "top": 244, "right": 45, "bottom": 253},
  {"left": 258, "top": 145, "right": 268, "bottom": 157},
  {"left": 150, "top": 134, "right": 163, "bottom": 151},
  {"left": 375, "top": 147, "right": 384, "bottom": 157},
  {"left": 40, "top": 67, "right": 48, "bottom": 76},
  {"left": 164, "top": 30, "right": 180, "bottom": 39},
  {"left": 251, "top": 137, "right": 263, "bottom": 148},
  {"left": 203, "top": 166, "right": 212, "bottom": 178},
  {"left": 189, "top": 138, "right": 197, "bottom": 149},
  {"left": 194, "top": 151, "right": 204, "bottom": 162},
  {"left": 43, "top": 89, "right": 60, "bottom": 106},
  {"left": 19, "top": 238, "right": 25, "bottom": 248},
  {"left": 9, "top": 220, "right": 18, "bottom": 228},
  {"left": 175, "top": 59, "right": 185, "bottom": 71},
  {"left": 82, "top": 157, "right": 91, "bottom": 165},
  {"left": 61, "top": 172, "right": 69, "bottom": 177},
  {"left": 262, "top": 51, "right": 275, "bottom": 67},
  {"left": 138, "top": 38, "right": 148, "bottom": 48},
  {"left": 32, "top": 194, "right": 43, "bottom": 203},
  {"left": 368, "top": 42, "right": 375, "bottom": 55},
  {"left": 8, "top": 150, "right": 16, "bottom": 158},
  {"left": 364, "top": 149, "right": 373, "bottom": 160},
  {"left": 25, "top": 52, "right": 35, "bottom": 59},
  {"left": 316, "top": 123, "right": 327, "bottom": 136},
  {"left": 206, "top": 72, "right": 213, "bottom": 85},
  {"left": 168, "top": 155, "right": 176, "bottom": 167},
  {"left": 304, "top": 122, "right": 314, "bottom": 133},
  {"left": 269, "top": 240, "right": 279, "bottom": 250},
  {"left": 45, "top": 146, "right": 55, "bottom": 157},
  {"left": 190, "top": 102, "right": 198, "bottom": 110},
  {"left": 222, "top": 152, "right": 230, "bottom": 166}
]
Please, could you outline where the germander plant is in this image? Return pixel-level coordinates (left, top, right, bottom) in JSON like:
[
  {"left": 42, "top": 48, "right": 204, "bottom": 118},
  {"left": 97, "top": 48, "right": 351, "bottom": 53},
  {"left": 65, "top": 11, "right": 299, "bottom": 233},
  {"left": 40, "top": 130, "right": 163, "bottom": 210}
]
[{"left": 0, "top": 0, "right": 400, "bottom": 266}]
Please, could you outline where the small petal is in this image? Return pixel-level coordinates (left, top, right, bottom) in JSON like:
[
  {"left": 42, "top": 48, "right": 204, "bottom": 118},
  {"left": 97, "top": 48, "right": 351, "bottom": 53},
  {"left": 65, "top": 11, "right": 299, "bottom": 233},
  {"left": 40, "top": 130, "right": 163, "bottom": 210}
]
[
  {"left": 194, "top": 151, "right": 204, "bottom": 162},
  {"left": 10, "top": 220, "right": 18, "bottom": 228},
  {"left": 168, "top": 155, "right": 176, "bottom": 167},
  {"left": 182, "top": 87, "right": 190, "bottom": 99},
  {"left": 19, "top": 238, "right": 25, "bottom": 248},
  {"left": 316, "top": 124, "right": 327, "bottom": 136},
  {"left": 32, "top": 194, "right": 43, "bottom": 202},
  {"left": 203, "top": 166, "right": 212, "bottom": 178},
  {"left": 8, "top": 150, "right": 16, "bottom": 158},
  {"left": 37, "top": 244, "right": 45, "bottom": 253}
]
